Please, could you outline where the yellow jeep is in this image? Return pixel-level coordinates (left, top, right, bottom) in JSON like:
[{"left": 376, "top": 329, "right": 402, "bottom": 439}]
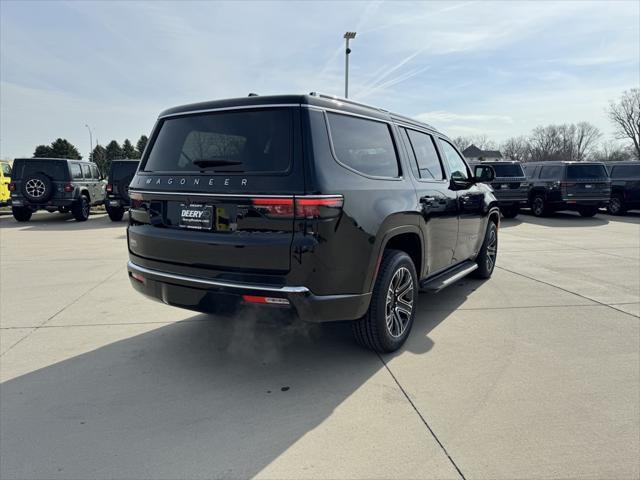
[{"left": 0, "top": 161, "right": 11, "bottom": 206}]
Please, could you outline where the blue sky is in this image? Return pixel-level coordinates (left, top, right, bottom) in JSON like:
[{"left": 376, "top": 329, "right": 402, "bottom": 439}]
[{"left": 1, "top": 0, "right": 638, "bottom": 159}]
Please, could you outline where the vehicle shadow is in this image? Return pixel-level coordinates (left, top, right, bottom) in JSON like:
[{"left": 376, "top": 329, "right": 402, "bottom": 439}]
[
  {"left": 0, "top": 211, "right": 125, "bottom": 231},
  {"left": 498, "top": 216, "right": 522, "bottom": 229},
  {"left": 599, "top": 210, "right": 640, "bottom": 224},
  {"left": 517, "top": 209, "right": 610, "bottom": 227},
  {"left": 0, "top": 282, "right": 475, "bottom": 479}
]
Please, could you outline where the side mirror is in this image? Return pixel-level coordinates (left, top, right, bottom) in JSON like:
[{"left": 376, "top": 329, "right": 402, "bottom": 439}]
[{"left": 474, "top": 165, "right": 495, "bottom": 183}]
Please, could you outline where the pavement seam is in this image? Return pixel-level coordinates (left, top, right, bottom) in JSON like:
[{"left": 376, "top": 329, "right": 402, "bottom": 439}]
[
  {"left": 376, "top": 352, "right": 467, "bottom": 480},
  {"left": 0, "top": 267, "right": 123, "bottom": 357},
  {"left": 496, "top": 266, "right": 639, "bottom": 319}
]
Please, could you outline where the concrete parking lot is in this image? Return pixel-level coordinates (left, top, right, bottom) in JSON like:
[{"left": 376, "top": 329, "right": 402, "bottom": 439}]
[{"left": 1, "top": 210, "right": 638, "bottom": 480}]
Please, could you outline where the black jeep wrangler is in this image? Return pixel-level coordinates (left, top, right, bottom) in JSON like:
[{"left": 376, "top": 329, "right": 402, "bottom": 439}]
[
  {"left": 105, "top": 159, "right": 140, "bottom": 221},
  {"left": 468, "top": 160, "right": 527, "bottom": 218},
  {"left": 524, "top": 161, "right": 611, "bottom": 217},
  {"left": 9, "top": 158, "right": 106, "bottom": 222},
  {"left": 126, "top": 94, "right": 500, "bottom": 352},
  {"left": 605, "top": 161, "right": 640, "bottom": 215}
]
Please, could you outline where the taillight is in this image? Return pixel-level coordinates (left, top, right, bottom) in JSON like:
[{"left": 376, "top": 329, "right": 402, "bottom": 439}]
[
  {"left": 106, "top": 183, "right": 113, "bottom": 193},
  {"left": 251, "top": 196, "right": 343, "bottom": 219},
  {"left": 129, "top": 191, "right": 143, "bottom": 209},
  {"left": 295, "top": 196, "right": 343, "bottom": 218},
  {"left": 63, "top": 183, "right": 74, "bottom": 192},
  {"left": 8, "top": 182, "right": 16, "bottom": 192},
  {"left": 242, "top": 295, "right": 290, "bottom": 305}
]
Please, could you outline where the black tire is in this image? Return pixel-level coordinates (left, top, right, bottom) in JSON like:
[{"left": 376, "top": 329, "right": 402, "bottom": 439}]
[
  {"left": 531, "top": 194, "right": 549, "bottom": 217},
  {"left": 12, "top": 206, "right": 32, "bottom": 222},
  {"left": 352, "top": 249, "right": 417, "bottom": 353},
  {"left": 472, "top": 220, "right": 498, "bottom": 279},
  {"left": 72, "top": 195, "right": 90, "bottom": 222},
  {"left": 578, "top": 206, "right": 598, "bottom": 217},
  {"left": 21, "top": 173, "right": 53, "bottom": 203},
  {"left": 501, "top": 205, "right": 519, "bottom": 218},
  {"left": 106, "top": 205, "right": 125, "bottom": 221},
  {"left": 607, "top": 194, "right": 626, "bottom": 216}
]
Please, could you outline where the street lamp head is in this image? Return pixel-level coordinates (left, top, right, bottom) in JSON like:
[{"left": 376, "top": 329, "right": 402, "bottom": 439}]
[{"left": 343, "top": 31, "right": 357, "bottom": 40}]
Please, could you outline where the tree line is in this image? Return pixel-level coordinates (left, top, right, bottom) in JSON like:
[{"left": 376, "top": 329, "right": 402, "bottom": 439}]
[
  {"left": 32, "top": 135, "right": 148, "bottom": 176},
  {"left": 452, "top": 88, "right": 640, "bottom": 162}
]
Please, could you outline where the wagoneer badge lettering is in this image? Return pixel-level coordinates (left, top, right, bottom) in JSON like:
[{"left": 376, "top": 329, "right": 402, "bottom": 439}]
[{"left": 136, "top": 177, "right": 248, "bottom": 187}]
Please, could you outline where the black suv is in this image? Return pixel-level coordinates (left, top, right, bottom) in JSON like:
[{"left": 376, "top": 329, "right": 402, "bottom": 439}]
[
  {"left": 9, "top": 158, "right": 106, "bottom": 222},
  {"left": 126, "top": 94, "right": 500, "bottom": 352},
  {"left": 105, "top": 159, "right": 140, "bottom": 221},
  {"left": 524, "top": 161, "right": 610, "bottom": 217},
  {"left": 468, "top": 160, "right": 527, "bottom": 218},
  {"left": 605, "top": 161, "right": 640, "bottom": 215}
]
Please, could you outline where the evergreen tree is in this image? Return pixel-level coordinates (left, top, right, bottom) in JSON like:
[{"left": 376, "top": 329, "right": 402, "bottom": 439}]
[
  {"left": 136, "top": 135, "right": 148, "bottom": 158},
  {"left": 122, "top": 139, "right": 136, "bottom": 159}
]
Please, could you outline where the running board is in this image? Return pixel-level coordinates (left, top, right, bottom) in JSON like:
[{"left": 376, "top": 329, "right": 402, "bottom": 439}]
[{"left": 420, "top": 261, "right": 478, "bottom": 292}]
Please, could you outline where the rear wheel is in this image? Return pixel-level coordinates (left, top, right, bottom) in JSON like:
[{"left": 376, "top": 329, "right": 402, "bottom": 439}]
[
  {"left": 607, "top": 194, "right": 626, "bottom": 216},
  {"left": 353, "top": 250, "right": 417, "bottom": 353},
  {"left": 501, "top": 205, "right": 519, "bottom": 218},
  {"left": 72, "top": 195, "right": 90, "bottom": 222},
  {"left": 531, "top": 195, "right": 548, "bottom": 217},
  {"left": 473, "top": 220, "right": 498, "bottom": 279},
  {"left": 106, "top": 205, "right": 125, "bottom": 221},
  {"left": 12, "top": 206, "right": 32, "bottom": 222},
  {"left": 578, "top": 206, "right": 598, "bottom": 217}
]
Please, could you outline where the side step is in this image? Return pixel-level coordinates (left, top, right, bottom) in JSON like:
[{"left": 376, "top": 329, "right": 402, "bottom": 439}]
[{"left": 420, "top": 260, "right": 478, "bottom": 292}]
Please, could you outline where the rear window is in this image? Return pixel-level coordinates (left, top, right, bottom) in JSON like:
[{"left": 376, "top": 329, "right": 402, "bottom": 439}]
[
  {"left": 611, "top": 164, "right": 640, "bottom": 179},
  {"left": 492, "top": 163, "right": 524, "bottom": 177},
  {"left": 111, "top": 162, "right": 139, "bottom": 181},
  {"left": 13, "top": 160, "right": 69, "bottom": 181},
  {"left": 144, "top": 109, "right": 292, "bottom": 174},
  {"left": 327, "top": 113, "right": 399, "bottom": 178},
  {"left": 566, "top": 164, "right": 607, "bottom": 179}
]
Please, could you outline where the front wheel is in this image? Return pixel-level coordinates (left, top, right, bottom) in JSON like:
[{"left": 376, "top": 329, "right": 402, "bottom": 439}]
[
  {"left": 352, "top": 250, "right": 417, "bottom": 353},
  {"left": 72, "top": 196, "right": 90, "bottom": 222},
  {"left": 12, "top": 206, "right": 32, "bottom": 222},
  {"left": 578, "top": 206, "right": 598, "bottom": 217},
  {"left": 473, "top": 220, "right": 498, "bottom": 279}
]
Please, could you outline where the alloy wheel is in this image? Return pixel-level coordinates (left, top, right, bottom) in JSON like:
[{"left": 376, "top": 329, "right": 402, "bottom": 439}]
[
  {"left": 25, "top": 178, "right": 46, "bottom": 198},
  {"left": 385, "top": 266, "right": 414, "bottom": 338},
  {"left": 486, "top": 227, "right": 498, "bottom": 272}
]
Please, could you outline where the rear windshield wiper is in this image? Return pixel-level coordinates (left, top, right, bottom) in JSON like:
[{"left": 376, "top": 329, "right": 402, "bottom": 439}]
[{"left": 193, "top": 159, "right": 243, "bottom": 168}]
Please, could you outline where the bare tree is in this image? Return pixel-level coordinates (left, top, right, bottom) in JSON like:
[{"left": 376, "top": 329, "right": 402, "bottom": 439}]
[
  {"left": 608, "top": 88, "right": 640, "bottom": 160},
  {"left": 528, "top": 122, "right": 600, "bottom": 162},
  {"left": 451, "top": 134, "right": 496, "bottom": 151},
  {"left": 573, "top": 122, "right": 601, "bottom": 161},
  {"left": 500, "top": 136, "right": 530, "bottom": 162},
  {"left": 529, "top": 125, "right": 562, "bottom": 161},
  {"left": 590, "top": 140, "right": 633, "bottom": 162}
]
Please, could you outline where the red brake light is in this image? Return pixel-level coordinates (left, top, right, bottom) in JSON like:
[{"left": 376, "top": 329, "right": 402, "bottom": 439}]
[
  {"left": 106, "top": 183, "right": 113, "bottom": 193},
  {"left": 295, "top": 196, "right": 343, "bottom": 218},
  {"left": 63, "top": 183, "right": 74, "bottom": 193},
  {"left": 8, "top": 182, "right": 16, "bottom": 192},
  {"left": 242, "top": 295, "right": 290, "bottom": 305},
  {"left": 251, "top": 198, "right": 295, "bottom": 218}
]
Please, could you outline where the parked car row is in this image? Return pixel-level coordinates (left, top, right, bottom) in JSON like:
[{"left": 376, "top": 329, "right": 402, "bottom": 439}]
[
  {"left": 7, "top": 158, "right": 140, "bottom": 222},
  {"left": 470, "top": 159, "right": 639, "bottom": 218}
]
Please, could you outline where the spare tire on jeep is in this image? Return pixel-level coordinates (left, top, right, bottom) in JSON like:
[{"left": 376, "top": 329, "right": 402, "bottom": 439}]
[{"left": 21, "top": 173, "right": 53, "bottom": 203}]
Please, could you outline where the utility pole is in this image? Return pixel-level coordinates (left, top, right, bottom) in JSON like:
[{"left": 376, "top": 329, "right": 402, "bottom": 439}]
[
  {"left": 84, "top": 124, "right": 93, "bottom": 161},
  {"left": 344, "top": 31, "right": 356, "bottom": 98}
]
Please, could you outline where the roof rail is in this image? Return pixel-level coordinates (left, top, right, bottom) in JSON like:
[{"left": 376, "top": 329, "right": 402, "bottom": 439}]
[{"left": 308, "top": 92, "right": 388, "bottom": 113}]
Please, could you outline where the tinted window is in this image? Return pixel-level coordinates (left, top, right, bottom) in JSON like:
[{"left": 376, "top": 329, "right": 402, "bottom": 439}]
[
  {"left": 566, "top": 164, "right": 607, "bottom": 179},
  {"left": 81, "top": 164, "right": 92, "bottom": 179},
  {"left": 70, "top": 164, "right": 83, "bottom": 179},
  {"left": 327, "top": 113, "right": 399, "bottom": 178},
  {"left": 111, "top": 162, "right": 139, "bottom": 181},
  {"left": 611, "top": 164, "right": 640, "bottom": 178},
  {"left": 90, "top": 165, "right": 100, "bottom": 179},
  {"left": 540, "top": 166, "right": 563, "bottom": 178},
  {"left": 439, "top": 139, "right": 469, "bottom": 181},
  {"left": 13, "top": 160, "right": 69, "bottom": 181},
  {"left": 1, "top": 163, "right": 11, "bottom": 176},
  {"left": 144, "top": 109, "right": 292, "bottom": 173},
  {"left": 405, "top": 129, "right": 443, "bottom": 180},
  {"left": 492, "top": 163, "right": 524, "bottom": 177}
]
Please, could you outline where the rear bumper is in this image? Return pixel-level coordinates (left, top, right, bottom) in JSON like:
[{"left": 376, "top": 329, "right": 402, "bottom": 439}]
[
  {"left": 10, "top": 198, "right": 75, "bottom": 208},
  {"left": 556, "top": 197, "right": 609, "bottom": 209},
  {"left": 127, "top": 261, "right": 371, "bottom": 323}
]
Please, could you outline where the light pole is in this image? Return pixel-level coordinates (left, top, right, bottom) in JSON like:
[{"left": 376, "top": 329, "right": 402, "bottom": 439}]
[
  {"left": 84, "top": 124, "right": 93, "bottom": 160},
  {"left": 344, "top": 31, "right": 356, "bottom": 98}
]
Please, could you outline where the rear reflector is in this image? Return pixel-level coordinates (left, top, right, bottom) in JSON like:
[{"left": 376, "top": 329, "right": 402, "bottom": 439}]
[
  {"left": 242, "top": 295, "right": 290, "bottom": 305},
  {"left": 106, "top": 184, "right": 113, "bottom": 193},
  {"left": 130, "top": 272, "right": 145, "bottom": 284}
]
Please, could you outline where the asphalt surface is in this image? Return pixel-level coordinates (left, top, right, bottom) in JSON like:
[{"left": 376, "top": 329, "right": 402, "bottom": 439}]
[{"left": 1, "top": 210, "right": 639, "bottom": 480}]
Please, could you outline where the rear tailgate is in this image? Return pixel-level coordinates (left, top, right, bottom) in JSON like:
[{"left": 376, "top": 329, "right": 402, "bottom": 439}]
[
  {"left": 562, "top": 164, "right": 610, "bottom": 200},
  {"left": 128, "top": 106, "right": 304, "bottom": 275}
]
